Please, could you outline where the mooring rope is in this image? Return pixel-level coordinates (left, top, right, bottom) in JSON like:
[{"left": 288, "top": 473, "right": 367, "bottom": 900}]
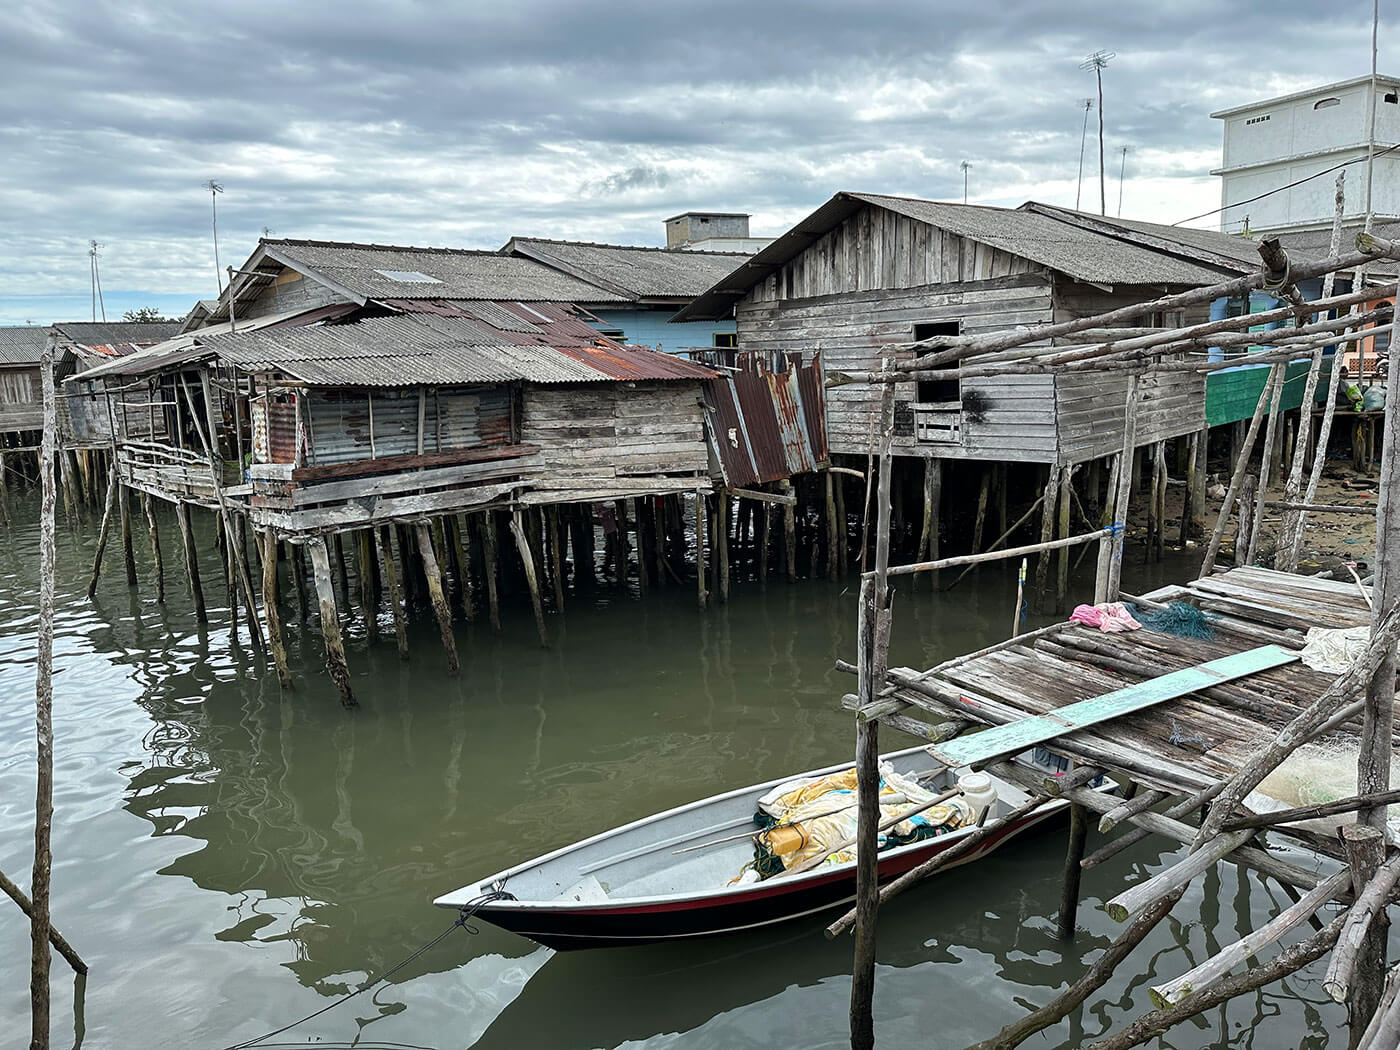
[{"left": 219, "top": 890, "right": 514, "bottom": 1050}]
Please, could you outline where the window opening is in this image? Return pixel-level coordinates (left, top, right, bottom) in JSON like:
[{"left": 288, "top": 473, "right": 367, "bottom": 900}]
[{"left": 912, "top": 321, "right": 961, "bottom": 403}]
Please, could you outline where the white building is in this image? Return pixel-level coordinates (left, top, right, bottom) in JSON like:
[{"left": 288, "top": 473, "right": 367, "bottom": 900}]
[
  {"left": 1211, "top": 74, "right": 1400, "bottom": 234},
  {"left": 664, "top": 211, "right": 773, "bottom": 254}
]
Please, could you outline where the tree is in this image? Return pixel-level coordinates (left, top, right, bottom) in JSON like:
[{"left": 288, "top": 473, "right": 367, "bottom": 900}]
[{"left": 121, "top": 307, "right": 175, "bottom": 323}]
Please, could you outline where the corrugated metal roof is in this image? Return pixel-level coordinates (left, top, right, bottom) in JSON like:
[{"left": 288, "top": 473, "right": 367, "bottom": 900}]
[
  {"left": 262, "top": 239, "right": 629, "bottom": 304},
  {"left": 51, "top": 321, "right": 181, "bottom": 347},
  {"left": 504, "top": 238, "right": 752, "bottom": 300},
  {"left": 0, "top": 327, "right": 49, "bottom": 366},
  {"left": 196, "top": 308, "right": 717, "bottom": 387},
  {"left": 676, "top": 191, "right": 1262, "bottom": 322}
]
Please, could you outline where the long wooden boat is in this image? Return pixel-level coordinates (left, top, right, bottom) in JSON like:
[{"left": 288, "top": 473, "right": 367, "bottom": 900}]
[{"left": 434, "top": 746, "right": 1094, "bottom": 950}]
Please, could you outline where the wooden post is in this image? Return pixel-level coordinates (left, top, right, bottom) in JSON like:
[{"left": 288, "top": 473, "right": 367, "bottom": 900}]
[
  {"left": 87, "top": 467, "right": 119, "bottom": 599},
  {"left": 717, "top": 490, "right": 731, "bottom": 602},
  {"left": 757, "top": 501, "right": 770, "bottom": 587},
  {"left": 546, "top": 505, "right": 566, "bottom": 609},
  {"left": 415, "top": 520, "right": 460, "bottom": 674},
  {"left": 851, "top": 375, "right": 896, "bottom": 1050},
  {"left": 926, "top": 459, "right": 943, "bottom": 589},
  {"left": 1246, "top": 366, "right": 1288, "bottom": 566},
  {"left": 780, "top": 478, "right": 797, "bottom": 580},
  {"left": 1057, "top": 801, "right": 1090, "bottom": 938},
  {"left": 1153, "top": 441, "right": 1167, "bottom": 561},
  {"left": 308, "top": 536, "right": 355, "bottom": 707},
  {"left": 376, "top": 526, "right": 409, "bottom": 660},
  {"left": 289, "top": 540, "right": 308, "bottom": 623},
  {"left": 825, "top": 472, "right": 839, "bottom": 581},
  {"left": 262, "top": 529, "right": 292, "bottom": 689},
  {"left": 1055, "top": 465, "right": 1073, "bottom": 612},
  {"left": 31, "top": 342, "right": 57, "bottom": 1047},
  {"left": 117, "top": 481, "right": 137, "bottom": 586},
  {"left": 835, "top": 470, "right": 848, "bottom": 573},
  {"left": 631, "top": 498, "right": 649, "bottom": 592},
  {"left": 451, "top": 514, "right": 476, "bottom": 622},
  {"left": 508, "top": 512, "right": 549, "bottom": 647},
  {"left": 1033, "top": 463, "right": 1060, "bottom": 612},
  {"left": 333, "top": 532, "right": 351, "bottom": 609},
  {"left": 1103, "top": 376, "right": 1141, "bottom": 601},
  {"left": 971, "top": 466, "right": 991, "bottom": 557},
  {"left": 143, "top": 494, "right": 165, "bottom": 603},
  {"left": 1236, "top": 474, "right": 1257, "bottom": 566},
  {"left": 357, "top": 530, "right": 378, "bottom": 643},
  {"left": 695, "top": 490, "right": 709, "bottom": 611},
  {"left": 479, "top": 513, "right": 501, "bottom": 631},
  {"left": 1342, "top": 824, "right": 1388, "bottom": 1048},
  {"left": 174, "top": 502, "right": 206, "bottom": 623}
]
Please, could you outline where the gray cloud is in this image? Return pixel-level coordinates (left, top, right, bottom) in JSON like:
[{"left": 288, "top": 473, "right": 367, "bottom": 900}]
[{"left": 0, "top": 0, "right": 1387, "bottom": 323}]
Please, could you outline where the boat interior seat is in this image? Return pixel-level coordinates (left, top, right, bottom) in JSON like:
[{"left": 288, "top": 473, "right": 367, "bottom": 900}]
[{"left": 557, "top": 874, "right": 610, "bottom": 904}]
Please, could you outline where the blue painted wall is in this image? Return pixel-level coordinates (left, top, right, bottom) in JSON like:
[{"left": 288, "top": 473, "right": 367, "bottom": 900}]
[{"left": 587, "top": 307, "right": 735, "bottom": 354}]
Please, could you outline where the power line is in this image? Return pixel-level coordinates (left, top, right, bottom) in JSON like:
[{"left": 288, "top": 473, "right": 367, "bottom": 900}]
[{"left": 1172, "top": 140, "right": 1400, "bottom": 227}]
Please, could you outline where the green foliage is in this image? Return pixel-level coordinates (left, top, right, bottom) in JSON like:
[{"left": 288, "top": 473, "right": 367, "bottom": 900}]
[{"left": 121, "top": 307, "right": 175, "bottom": 323}]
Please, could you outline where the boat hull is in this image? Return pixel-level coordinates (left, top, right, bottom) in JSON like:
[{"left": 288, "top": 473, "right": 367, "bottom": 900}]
[{"left": 463, "top": 798, "right": 1066, "bottom": 950}]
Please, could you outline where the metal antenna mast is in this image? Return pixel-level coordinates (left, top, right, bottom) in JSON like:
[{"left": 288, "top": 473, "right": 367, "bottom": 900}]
[
  {"left": 1117, "top": 145, "right": 1131, "bottom": 216},
  {"left": 1075, "top": 98, "right": 1094, "bottom": 211},
  {"left": 88, "top": 240, "right": 106, "bottom": 322},
  {"left": 1080, "top": 50, "right": 1115, "bottom": 215},
  {"left": 205, "top": 179, "right": 225, "bottom": 293},
  {"left": 960, "top": 160, "right": 970, "bottom": 204}
]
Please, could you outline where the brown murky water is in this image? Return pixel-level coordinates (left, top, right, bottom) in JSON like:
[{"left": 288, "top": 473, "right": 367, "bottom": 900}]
[{"left": 0, "top": 491, "right": 1347, "bottom": 1048}]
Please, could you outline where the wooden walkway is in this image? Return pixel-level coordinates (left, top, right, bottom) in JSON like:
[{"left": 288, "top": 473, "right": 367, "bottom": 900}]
[{"left": 885, "top": 566, "right": 1376, "bottom": 799}]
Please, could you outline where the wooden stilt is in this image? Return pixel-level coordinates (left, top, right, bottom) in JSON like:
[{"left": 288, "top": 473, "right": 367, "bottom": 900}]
[
  {"left": 971, "top": 467, "right": 991, "bottom": 557},
  {"left": 1057, "top": 801, "right": 1090, "bottom": 938},
  {"left": 1055, "top": 466, "right": 1073, "bottom": 613},
  {"left": 376, "top": 526, "right": 408, "bottom": 660},
  {"left": 262, "top": 529, "right": 292, "bottom": 688},
  {"left": 1146, "top": 447, "right": 1161, "bottom": 560},
  {"left": 508, "top": 512, "right": 549, "bottom": 647},
  {"left": 333, "top": 532, "right": 351, "bottom": 609},
  {"left": 757, "top": 501, "right": 770, "bottom": 587},
  {"left": 780, "top": 478, "right": 796, "bottom": 580},
  {"left": 547, "top": 505, "right": 566, "bottom": 609},
  {"left": 480, "top": 512, "right": 501, "bottom": 631},
  {"left": 396, "top": 523, "right": 417, "bottom": 606},
  {"left": 1246, "top": 367, "right": 1288, "bottom": 565},
  {"left": 835, "top": 470, "right": 848, "bottom": 573},
  {"left": 415, "top": 520, "right": 460, "bottom": 674},
  {"left": 1202, "top": 363, "right": 1283, "bottom": 576},
  {"left": 117, "top": 482, "right": 137, "bottom": 586},
  {"left": 614, "top": 499, "right": 630, "bottom": 586},
  {"left": 1236, "top": 474, "right": 1257, "bottom": 566},
  {"left": 696, "top": 490, "right": 709, "bottom": 611},
  {"left": 143, "top": 494, "right": 165, "bottom": 603},
  {"left": 87, "top": 467, "right": 118, "bottom": 599},
  {"left": 717, "top": 490, "right": 731, "bottom": 602},
  {"left": 1033, "top": 464, "right": 1060, "bottom": 612},
  {"left": 1341, "top": 824, "right": 1388, "bottom": 1048},
  {"left": 825, "top": 472, "right": 839, "bottom": 581},
  {"left": 572, "top": 503, "right": 596, "bottom": 589},
  {"left": 358, "top": 529, "right": 378, "bottom": 643},
  {"left": 632, "top": 498, "right": 649, "bottom": 592},
  {"left": 451, "top": 514, "right": 475, "bottom": 621},
  {"left": 308, "top": 537, "right": 355, "bottom": 707},
  {"left": 1153, "top": 441, "right": 1167, "bottom": 561},
  {"left": 290, "top": 540, "right": 308, "bottom": 623},
  {"left": 174, "top": 502, "right": 206, "bottom": 622}
]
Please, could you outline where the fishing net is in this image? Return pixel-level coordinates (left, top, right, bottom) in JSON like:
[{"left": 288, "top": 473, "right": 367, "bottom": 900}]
[{"left": 1128, "top": 600, "right": 1217, "bottom": 640}]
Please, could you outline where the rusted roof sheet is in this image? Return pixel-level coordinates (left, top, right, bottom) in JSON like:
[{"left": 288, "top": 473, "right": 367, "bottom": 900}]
[{"left": 706, "top": 351, "right": 828, "bottom": 486}]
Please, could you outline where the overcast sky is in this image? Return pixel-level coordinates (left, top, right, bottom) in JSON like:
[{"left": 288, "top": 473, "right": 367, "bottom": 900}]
[{"left": 0, "top": 0, "right": 1389, "bottom": 325}]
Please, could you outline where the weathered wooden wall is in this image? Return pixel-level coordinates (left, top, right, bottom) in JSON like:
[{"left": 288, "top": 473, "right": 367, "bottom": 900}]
[
  {"left": 0, "top": 364, "right": 44, "bottom": 432},
  {"left": 521, "top": 381, "right": 709, "bottom": 501},
  {"left": 234, "top": 270, "right": 347, "bottom": 322}
]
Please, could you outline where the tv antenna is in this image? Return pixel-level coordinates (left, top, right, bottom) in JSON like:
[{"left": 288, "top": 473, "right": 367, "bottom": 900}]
[
  {"left": 88, "top": 240, "right": 106, "bottom": 322},
  {"left": 205, "top": 179, "right": 225, "bottom": 292},
  {"left": 960, "top": 160, "right": 970, "bottom": 204},
  {"left": 1075, "top": 98, "right": 1094, "bottom": 211},
  {"left": 1079, "top": 50, "right": 1115, "bottom": 214}
]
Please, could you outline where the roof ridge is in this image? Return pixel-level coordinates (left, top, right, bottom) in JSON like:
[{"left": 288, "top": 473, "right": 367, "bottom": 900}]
[
  {"left": 263, "top": 237, "right": 509, "bottom": 258},
  {"left": 511, "top": 236, "right": 751, "bottom": 256}
]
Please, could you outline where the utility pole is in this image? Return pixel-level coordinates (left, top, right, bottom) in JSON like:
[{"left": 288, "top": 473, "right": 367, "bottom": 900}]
[
  {"left": 1080, "top": 50, "right": 1115, "bottom": 215},
  {"left": 205, "top": 179, "right": 225, "bottom": 293},
  {"left": 960, "top": 160, "right": 970, "bottom": 204},
  {"left": 87, "top": 241, "right": 105, "bottom": 322},
  {"left": 1075, "top": 98, "right": 1094, "bottom": 211},
  {"left": 1117, "top": 146, "right": 1131, "bottom": 216}
]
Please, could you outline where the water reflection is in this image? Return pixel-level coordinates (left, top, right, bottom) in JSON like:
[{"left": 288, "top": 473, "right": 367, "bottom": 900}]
[{"left": 0, "top": 490, "right": 1353, "bottom": 1048}]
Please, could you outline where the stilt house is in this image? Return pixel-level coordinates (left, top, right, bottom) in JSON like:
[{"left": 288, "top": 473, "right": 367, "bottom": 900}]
[{"left": 0, "top": 326, "right": 48, "bottom": 437}]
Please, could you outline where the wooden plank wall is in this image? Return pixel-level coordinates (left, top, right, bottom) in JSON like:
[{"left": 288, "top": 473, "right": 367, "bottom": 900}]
[
  {"left": 521, "top": 381, "right": 709, "bottom": 498},
  {"left": 735, "top": 202, "right": 1057, "bottom": 459},
  {"left": 1053, "top": 283, "right": 1210, "bottom": 462},
  {"left": 237, "top": 269, "right": 348, "bottom": 321},
  {"left": 748, "top": 204, "right": 1043, "bottom": 301}
]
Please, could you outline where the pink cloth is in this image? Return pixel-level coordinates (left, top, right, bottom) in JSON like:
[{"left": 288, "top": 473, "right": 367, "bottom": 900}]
[{"left": 1070, "top": 602, "right": 1142, "bottom": 633}]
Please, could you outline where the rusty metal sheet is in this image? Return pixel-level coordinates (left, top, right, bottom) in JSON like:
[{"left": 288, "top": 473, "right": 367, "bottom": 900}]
[{"left": 705, "top": 351, "right": 828, "bottom": 486}]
